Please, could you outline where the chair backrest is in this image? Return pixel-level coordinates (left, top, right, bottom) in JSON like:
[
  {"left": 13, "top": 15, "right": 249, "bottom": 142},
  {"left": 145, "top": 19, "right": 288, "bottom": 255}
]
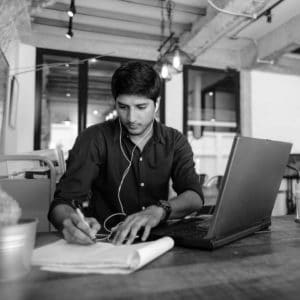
[
  {"left": 284, "top": 154, "right": 300, "bottom": 178},
  {"left": 198, "top": 173, "right": 208, "bottom": 186},
  {"left": 22, "top": 148, "right": 66, "bottom": 182},
  {"left": 0, "top": 154, "right": 56, "bottom": 232}
]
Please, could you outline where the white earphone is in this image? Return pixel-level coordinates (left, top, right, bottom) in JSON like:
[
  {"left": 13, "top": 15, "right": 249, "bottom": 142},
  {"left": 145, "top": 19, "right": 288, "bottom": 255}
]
[{"left": 102, "top": 118, "right": 154, "bottom": 233}]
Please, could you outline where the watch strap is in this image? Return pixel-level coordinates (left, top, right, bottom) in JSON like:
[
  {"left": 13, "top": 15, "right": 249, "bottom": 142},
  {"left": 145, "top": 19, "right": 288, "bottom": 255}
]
[{"left": 157, "top": 200, "right": 172, "bottom": 222}]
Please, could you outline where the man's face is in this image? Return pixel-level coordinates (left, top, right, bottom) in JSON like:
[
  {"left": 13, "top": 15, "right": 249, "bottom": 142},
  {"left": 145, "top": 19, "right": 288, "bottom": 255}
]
[{"left": 116, "top": 95, "right": 156, "bottom": 137}]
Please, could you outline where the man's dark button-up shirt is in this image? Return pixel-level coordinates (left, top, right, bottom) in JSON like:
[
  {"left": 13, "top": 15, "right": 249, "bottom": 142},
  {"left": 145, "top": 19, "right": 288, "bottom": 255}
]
[{"left": 49, "top": 119, "right": 203, "bottom": 226}]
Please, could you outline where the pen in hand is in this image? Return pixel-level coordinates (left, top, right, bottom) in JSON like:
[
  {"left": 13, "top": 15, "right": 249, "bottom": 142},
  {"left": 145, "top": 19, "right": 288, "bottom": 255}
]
[{"left": 75, "top": 208, "right": 96, "bottom": 242}]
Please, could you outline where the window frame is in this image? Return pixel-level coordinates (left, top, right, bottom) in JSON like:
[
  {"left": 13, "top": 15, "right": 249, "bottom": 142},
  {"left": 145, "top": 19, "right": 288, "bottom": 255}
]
[
  {"left": 182, "top": 65, "right": 240, "bottom": 136},
  {"left": 35, "top": 48, "right": 166, "bottom": 150}
]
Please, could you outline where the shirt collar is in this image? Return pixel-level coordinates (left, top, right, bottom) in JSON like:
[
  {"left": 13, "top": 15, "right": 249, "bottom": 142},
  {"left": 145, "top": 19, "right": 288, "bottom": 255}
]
[
  {"left": 113, "top": 118, "right": 166, "bottom": 145},
  {"left": 153, "top": 120, "right": 166, "bottom": 145}
]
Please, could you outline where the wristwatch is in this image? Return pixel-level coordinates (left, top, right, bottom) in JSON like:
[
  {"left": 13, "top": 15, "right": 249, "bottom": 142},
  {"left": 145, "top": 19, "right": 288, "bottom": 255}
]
[{"left": 157, "top": 200, "right": 172, "bottom": 223}]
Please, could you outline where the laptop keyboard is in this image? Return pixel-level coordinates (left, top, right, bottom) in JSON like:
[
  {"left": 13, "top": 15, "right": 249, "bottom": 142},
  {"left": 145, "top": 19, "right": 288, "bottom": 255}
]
[{"left": 153, "top": 217, "right": 212, "bottom": 238}]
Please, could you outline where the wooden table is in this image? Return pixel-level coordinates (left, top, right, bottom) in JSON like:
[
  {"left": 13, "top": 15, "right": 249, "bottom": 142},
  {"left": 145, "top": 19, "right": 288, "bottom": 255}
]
[{"left": 1, "top": 216, "right": 300, "bottom": 300}]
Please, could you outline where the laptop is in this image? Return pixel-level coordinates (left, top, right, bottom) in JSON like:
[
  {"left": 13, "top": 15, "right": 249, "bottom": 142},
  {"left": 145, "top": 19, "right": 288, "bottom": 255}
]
[{"left": 150, "top": 136, "right": 292, "bottom": 250}]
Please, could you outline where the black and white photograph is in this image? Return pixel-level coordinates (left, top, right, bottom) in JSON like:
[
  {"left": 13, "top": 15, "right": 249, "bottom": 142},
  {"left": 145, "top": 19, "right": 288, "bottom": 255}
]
[{"left": 0, "top": 0, "right": 300, "bottom": 299}]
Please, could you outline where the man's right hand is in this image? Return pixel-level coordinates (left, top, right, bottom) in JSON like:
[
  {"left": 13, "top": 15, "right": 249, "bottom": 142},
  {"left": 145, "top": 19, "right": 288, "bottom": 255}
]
[{"left": 62, "top": 213, "right": 101, "bottom": 245}]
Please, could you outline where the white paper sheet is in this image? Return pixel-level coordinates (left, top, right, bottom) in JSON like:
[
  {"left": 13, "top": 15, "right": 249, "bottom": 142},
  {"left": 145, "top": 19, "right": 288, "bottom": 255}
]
[{"left": 32, "top": 237, "right": 174, "bottom": 274}]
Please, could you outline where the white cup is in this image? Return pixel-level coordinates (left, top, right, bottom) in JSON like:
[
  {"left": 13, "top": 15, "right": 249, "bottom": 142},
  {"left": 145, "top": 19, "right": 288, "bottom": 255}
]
[{"left": 0, "top": 219, "right": 37, "bottom": 281}]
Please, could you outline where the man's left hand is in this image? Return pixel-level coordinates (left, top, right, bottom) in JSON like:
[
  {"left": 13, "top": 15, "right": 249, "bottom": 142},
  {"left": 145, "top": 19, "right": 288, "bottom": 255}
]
[{"left": 111, "top": 205, "right": 165, "bottom": 245}]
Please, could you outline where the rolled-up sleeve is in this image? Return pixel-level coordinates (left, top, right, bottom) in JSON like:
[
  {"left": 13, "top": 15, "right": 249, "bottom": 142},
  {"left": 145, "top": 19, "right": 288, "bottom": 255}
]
[
  {"left": 171, "top": 132, "right": 204, "bottom": 204},
  {"left": 48, "top": 129, "right": 103, "bottom": 219}
]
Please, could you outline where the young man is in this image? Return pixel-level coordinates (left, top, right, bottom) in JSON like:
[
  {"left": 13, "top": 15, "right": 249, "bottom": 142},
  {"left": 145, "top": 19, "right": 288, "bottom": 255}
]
[{"left": 48, "top": 61, "right": 203, "bottom": 245}]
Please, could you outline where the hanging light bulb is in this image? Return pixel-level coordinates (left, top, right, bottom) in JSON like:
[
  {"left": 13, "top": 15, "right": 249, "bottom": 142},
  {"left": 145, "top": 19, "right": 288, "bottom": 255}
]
[
  {"left": 165, "top": 43, "right": 195, "bottom": 72},
  {"left": 172, "top": 49, "right": 181, "bottom": 69},
  {"left": 65, "top": 29, "right": 73, "bottom": 39},
  {"left": 155, "top": 0, "right": 195, "bottom": 77},
  {"left": 161, "top": 63, "right": 169, "bottom": 79}
]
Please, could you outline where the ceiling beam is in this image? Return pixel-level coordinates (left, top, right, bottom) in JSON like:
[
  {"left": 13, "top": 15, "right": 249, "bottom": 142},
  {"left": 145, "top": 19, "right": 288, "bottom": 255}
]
[
  {"left": 21, "top": 26, "right": 159, "bottom": 61},
  {"left": 46, "top": 2, "right": 193, "bottom": 30},
  {"left": 33, "top": 17, "right": 163, "bottom": 42},
  {"left": 0, "top": 0, "right": 31, "bottom": 51},
  {"left": 256, "top": 14, "right": 300, "bottom": 60},
  {"left": 53, "top": 0, "right": 207, "bottom": 17},
  {"left": 240, "top": 14, "right": 300, "bottom": 68},
  {"left": 193, "top": 46, "right": 242, "bottom": 70},
  {"left": 114, "top": 0, "right": 206, "bottom": 15},
  {"left": 251, "top": 54, "right": 300, "bottom": 76},
  {"left": 180, "top": 0, "right": 271, "bottom": 57}
]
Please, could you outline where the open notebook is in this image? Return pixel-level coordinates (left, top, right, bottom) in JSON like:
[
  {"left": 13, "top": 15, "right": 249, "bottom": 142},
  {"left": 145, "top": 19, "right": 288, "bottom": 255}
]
[{"left": 32, "top": 237, "right": 174, "bottom": 274}]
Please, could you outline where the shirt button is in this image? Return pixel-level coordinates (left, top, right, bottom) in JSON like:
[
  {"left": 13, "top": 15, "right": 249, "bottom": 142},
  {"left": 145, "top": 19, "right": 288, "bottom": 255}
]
[
  {"left": 139, "top": 157, "right": 143, "bottom": 162},
  {"left": 140, "top": 182, "right": 145, "bottom": 187}
]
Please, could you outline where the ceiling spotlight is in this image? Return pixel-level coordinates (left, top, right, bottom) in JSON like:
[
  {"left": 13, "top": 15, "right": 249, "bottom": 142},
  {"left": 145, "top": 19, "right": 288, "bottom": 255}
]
[
  {"left": 265, "top": 9, "right": 272, "bottom": 23},
  {"left": 67, "top": 0, "right": 76, "bottom": 17},
  {"left": 65, "top": 17, "right": 73, "bottom": 39},
  {"left": 65, "top": 29, "right": 73, "bottom": 39},
  {"left": 90, "top": 57, "right": 97, "bottom": 63}
]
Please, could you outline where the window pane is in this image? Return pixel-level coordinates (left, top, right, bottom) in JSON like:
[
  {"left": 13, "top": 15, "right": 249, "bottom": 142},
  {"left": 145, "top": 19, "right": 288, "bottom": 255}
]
[
  {"left": 40, "top": 54, "right": 79, "bottom": 159},
  {"left": 87, "top": 60, "right": 120, "bottom": 127},
  {"left": 186, "top": 68, "right": 239, "bottom": 179}
]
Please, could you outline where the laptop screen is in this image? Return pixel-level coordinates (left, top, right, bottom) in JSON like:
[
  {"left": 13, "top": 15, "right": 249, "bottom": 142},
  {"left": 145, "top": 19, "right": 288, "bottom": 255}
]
[{"left": 208, "top": 136, "right": 292, "bottom": 239}]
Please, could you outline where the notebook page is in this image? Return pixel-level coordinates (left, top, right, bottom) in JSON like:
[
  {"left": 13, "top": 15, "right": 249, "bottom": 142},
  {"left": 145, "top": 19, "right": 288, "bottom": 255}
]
[{"left": 32, "top": 237, "right": 174, "bottom": 274}]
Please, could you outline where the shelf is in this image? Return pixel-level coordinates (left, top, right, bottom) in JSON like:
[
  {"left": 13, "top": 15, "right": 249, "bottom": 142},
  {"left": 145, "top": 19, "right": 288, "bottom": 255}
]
[{"left": 187, "top": 120, "right": 237, "bottom": 128}]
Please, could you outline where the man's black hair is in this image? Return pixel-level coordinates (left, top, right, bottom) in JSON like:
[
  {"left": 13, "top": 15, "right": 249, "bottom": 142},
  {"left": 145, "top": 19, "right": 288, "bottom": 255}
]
[{"left": 111, "top": 61, "right": 161, "bottom": 103}]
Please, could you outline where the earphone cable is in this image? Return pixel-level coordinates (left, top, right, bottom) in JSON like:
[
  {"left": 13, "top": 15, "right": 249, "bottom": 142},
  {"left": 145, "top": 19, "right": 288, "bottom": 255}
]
[{"left": 102, "top": 118, "right": 154, "bottom": 233}]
